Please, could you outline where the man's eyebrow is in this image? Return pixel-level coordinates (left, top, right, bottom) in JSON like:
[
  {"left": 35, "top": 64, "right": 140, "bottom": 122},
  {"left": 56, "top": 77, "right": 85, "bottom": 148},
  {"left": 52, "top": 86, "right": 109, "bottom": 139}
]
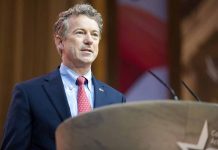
[
  {"left": 92, "top": 30, "right": 100, "bottom": 33},
  {"left": 73, "top": 28, "right": 84, "bottom": 31}
]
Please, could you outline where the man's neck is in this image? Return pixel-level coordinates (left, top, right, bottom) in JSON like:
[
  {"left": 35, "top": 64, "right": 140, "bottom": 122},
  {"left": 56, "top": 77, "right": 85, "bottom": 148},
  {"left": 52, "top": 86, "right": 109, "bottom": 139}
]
[{"left": 62, "top": 62, "right": 91, "bottom": 75}]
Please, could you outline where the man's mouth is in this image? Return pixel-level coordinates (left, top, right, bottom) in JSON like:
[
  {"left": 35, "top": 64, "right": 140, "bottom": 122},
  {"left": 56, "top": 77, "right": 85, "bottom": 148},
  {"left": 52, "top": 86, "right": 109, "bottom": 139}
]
[{"left": 81, "top": 49, "right": 93, "bottom": 53}]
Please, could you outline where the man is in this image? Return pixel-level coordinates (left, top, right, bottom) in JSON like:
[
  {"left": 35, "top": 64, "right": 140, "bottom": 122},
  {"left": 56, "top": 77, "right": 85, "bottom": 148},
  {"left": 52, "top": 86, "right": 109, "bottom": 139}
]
[{"left": 1, "top": 4, "right": 126, "bottom": 150}]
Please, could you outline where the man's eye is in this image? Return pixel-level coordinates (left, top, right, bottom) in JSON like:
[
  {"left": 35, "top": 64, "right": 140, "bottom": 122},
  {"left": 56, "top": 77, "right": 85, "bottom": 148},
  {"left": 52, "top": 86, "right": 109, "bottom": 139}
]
[
  {"left": 76, "top": 31, "right": 84, "bottom": 34},
  {"left": 92, "top": 33, "right": 99, "bottom": 37}
]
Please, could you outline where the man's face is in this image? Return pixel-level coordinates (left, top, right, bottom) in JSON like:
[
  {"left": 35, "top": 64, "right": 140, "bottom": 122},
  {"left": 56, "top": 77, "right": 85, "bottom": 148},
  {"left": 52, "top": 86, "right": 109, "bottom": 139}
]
[{"left": 61, "top": 15, "right": 100, "bottom": 69}]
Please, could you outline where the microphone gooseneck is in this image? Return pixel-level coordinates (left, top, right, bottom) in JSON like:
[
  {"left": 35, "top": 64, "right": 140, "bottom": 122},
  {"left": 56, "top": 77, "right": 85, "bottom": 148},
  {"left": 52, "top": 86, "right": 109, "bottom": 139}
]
[
  {"left": 147, "top": 70, "right": 179, "bottom": 100},
  {"left": 181, "top": 80, "right": 201, "bottom": 102}
]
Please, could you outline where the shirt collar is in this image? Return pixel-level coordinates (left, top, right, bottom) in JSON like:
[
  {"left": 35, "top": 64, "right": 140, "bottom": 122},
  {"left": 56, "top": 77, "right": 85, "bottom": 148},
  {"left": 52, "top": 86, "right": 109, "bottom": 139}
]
[{"left": 60, "top": 63, "right": 92, "bottom": 90}]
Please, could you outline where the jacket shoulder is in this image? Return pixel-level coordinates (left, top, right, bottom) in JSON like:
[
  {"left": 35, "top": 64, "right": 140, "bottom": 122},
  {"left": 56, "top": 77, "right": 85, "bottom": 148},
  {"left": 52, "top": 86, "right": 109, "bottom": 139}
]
[{"left": 15, "top": 69, "right": 60, "bottom": 88}]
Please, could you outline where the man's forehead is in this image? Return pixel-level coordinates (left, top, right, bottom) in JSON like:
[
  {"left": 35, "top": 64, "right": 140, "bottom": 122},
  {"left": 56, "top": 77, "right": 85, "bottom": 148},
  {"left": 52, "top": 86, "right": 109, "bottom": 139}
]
[{"left": 68, "top": 15, "right": 99, "bottom": 30}]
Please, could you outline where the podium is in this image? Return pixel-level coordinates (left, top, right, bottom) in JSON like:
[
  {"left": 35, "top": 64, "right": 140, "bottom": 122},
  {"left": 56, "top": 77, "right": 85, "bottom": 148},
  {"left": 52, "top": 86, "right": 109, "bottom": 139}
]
[{"left": 55, "top": 101, "right": 218, "bottom": 150}]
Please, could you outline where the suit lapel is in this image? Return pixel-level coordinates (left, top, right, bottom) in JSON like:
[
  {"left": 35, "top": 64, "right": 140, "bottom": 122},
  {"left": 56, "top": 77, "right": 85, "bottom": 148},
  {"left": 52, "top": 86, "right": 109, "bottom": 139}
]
[
  {"left": 43, "top": 70, "right": 71, "bottom": 121},
  {"left": 92, "top": 77, "right": 109, "bottom": 108}
]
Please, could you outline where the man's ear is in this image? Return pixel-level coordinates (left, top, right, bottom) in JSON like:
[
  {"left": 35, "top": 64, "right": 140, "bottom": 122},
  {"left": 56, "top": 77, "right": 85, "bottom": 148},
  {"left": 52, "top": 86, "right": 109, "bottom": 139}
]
[{"left": 54, "top": 35, "right": 64, "bottom": 52}]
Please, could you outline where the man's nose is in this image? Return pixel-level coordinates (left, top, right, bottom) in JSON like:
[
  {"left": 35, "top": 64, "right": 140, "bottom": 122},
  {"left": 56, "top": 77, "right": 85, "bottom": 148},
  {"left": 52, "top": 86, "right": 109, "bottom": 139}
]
[{"left": 84, "top": 33, "right": 93, "bottom": 45}]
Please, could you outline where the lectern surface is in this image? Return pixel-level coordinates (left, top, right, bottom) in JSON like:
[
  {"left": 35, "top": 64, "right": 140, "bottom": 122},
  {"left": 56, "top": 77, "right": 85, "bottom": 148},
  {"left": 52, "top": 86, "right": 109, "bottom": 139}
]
[{"left": 56, "top": 100, "right": 218, "bottom": 150}]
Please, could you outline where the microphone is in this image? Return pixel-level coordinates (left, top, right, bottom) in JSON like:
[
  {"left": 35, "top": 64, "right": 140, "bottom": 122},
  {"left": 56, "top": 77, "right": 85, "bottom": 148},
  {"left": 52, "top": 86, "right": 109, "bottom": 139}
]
[
  {"left": 147, "top": 70, "right": 179, "bottom": 100},
  {"left": 180, "top": 80, "right": 201, "bottom": 102}
]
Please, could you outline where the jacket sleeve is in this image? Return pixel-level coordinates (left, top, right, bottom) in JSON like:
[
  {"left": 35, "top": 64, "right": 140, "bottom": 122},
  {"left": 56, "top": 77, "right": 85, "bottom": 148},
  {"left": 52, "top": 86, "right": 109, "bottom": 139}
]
[{"left": 1, "top": 84, "right": 32, "bottom": 150}]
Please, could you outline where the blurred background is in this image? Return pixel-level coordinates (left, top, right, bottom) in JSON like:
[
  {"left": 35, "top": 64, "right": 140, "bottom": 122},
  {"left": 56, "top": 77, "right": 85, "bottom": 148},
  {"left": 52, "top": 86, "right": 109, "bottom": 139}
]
[{"left": 1, "top": 0, "right": 218, "bottom": 141}]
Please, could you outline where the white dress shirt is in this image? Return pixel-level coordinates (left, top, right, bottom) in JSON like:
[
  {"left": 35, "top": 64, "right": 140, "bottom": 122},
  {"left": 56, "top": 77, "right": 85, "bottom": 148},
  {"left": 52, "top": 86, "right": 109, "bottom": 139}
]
[{"left": 59, "top": 63, "right": 94, "bottom": 117}]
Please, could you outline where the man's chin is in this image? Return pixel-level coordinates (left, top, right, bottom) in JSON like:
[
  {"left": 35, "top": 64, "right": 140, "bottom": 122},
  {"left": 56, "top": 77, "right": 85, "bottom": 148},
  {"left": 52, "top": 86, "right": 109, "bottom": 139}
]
[
  {"left": 80, "top": 57, "right": 96, "bottom": 64},
  {"left": 79, "top": 59, "right": 94, "bottom": 66}
]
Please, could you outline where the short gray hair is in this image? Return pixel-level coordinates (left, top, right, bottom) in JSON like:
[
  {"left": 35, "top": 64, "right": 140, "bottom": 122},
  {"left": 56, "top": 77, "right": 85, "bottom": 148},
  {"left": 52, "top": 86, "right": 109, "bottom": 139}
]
[{"left": 54, "top": 3, "right": 103, "bottom": 38}]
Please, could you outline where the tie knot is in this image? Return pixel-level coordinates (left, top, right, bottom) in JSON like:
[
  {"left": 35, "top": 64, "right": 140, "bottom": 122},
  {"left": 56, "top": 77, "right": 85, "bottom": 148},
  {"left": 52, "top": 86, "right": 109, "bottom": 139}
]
[{"left": 77, "top": 76, "right": 86, "bottom": 85}]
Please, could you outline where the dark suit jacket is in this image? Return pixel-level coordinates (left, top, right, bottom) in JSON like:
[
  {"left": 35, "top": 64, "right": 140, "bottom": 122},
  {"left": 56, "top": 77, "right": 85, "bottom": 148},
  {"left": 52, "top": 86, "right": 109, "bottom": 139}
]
[{"left": 1, "top": 69, "right": 126, "bottom": 150}]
